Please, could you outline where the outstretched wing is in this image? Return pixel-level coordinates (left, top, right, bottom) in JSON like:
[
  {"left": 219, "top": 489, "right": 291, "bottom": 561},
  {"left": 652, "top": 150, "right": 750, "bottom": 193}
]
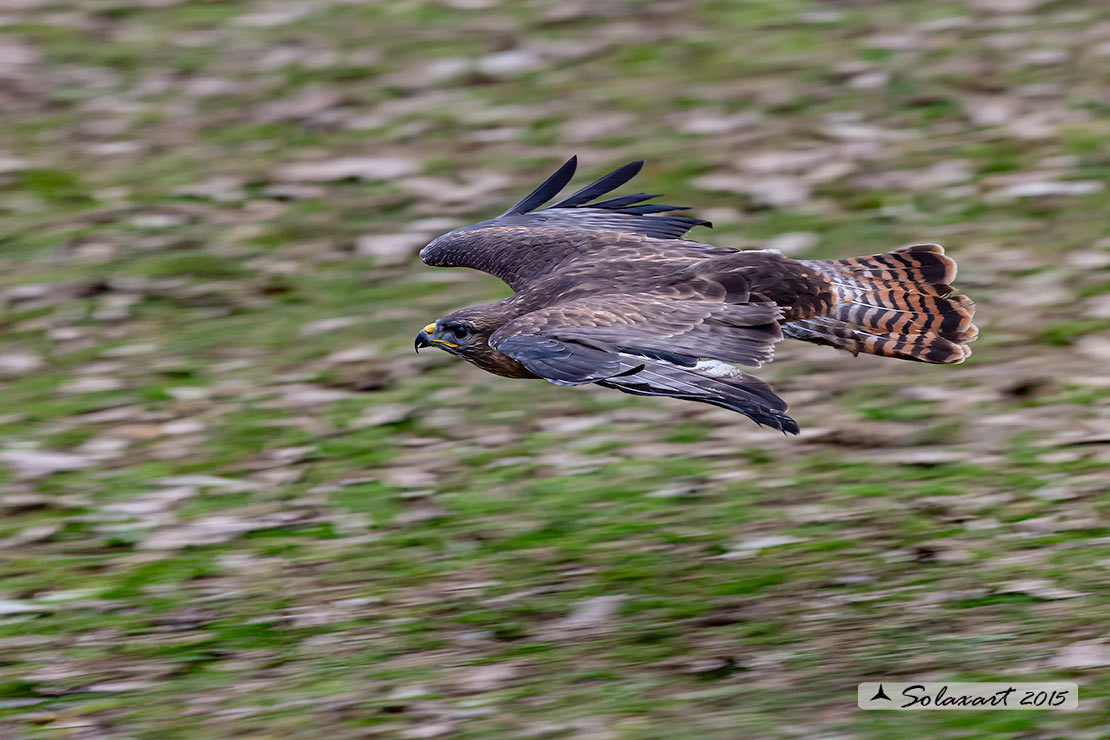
[
  {"left": 488, "top": 293, "right": 797, "bottom": 433},
  {"left": 420, "top": 157, "right": 711, "bottom": 291}
]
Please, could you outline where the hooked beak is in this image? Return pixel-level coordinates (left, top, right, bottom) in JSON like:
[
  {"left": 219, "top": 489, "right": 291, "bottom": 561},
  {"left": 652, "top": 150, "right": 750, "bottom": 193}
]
[{"left": 414, "top": 323, "right": 435, "bottom": 353}]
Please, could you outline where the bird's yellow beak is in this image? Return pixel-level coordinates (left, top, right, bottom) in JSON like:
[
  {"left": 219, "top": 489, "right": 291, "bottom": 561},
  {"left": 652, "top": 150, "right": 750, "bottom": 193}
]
[
  {"left": 415, "top": 322, "right": 458, "bottom": 352},
  {"left": 415, "top": 323, "right": 434, "bottom": 352}
]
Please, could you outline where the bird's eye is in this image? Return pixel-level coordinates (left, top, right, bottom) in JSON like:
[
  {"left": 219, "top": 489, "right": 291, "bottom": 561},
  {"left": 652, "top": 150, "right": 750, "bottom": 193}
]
[{"left": 450, "top": 325, "right": 471, "bottom": 341}]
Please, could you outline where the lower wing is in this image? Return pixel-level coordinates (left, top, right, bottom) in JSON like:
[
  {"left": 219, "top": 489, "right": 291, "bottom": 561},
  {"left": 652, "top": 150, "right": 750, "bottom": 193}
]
[
  {"left": 597, "top": 357, "right": 798, "bottom": 434},
  {"left": 489, "top": 291, "right": 795, "bottom": 432}
]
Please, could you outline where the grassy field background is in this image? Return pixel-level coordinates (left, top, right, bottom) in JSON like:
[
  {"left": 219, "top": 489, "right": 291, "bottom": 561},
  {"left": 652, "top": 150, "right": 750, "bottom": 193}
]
[{"left": 1, "top": 0, "right": 1109, "bottom": 737}]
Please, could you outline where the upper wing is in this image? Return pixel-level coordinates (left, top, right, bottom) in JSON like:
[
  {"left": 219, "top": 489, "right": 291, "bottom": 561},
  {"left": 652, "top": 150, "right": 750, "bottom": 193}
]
[
  {"left": 492, "top": 157, "right": 710, "bottom": 238},
  {"left": 488, "top": 293, "right": 797, "bottom": 433},
  {"left": 419, "top": 157, "right": 711, "bottom": 290}
]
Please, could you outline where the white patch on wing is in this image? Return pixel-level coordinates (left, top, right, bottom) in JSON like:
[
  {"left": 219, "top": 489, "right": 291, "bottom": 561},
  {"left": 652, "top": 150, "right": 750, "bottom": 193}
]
[
  {"left": 614, "top": 353, "right": 768, "bottom": 377},
  {"left": 693, "top": 359, "right": 743, "bottom": 378}
]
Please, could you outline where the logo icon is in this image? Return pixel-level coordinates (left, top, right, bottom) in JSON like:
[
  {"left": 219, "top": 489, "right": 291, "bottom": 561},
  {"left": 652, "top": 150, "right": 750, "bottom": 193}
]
[{"left": 869, "top": 684, "right": 892, "bottom": 702}]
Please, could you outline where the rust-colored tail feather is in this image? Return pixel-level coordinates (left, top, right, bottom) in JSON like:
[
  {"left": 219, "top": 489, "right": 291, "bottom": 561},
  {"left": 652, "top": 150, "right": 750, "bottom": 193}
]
[{"left": 785, "top": 244, "right": 977, "bottom": 364}]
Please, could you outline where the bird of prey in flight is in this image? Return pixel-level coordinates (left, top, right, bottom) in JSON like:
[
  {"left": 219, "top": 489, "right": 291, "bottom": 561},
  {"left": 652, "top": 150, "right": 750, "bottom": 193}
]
[{"left": 415, "top": 157, "right": 976, "bottom": 434}]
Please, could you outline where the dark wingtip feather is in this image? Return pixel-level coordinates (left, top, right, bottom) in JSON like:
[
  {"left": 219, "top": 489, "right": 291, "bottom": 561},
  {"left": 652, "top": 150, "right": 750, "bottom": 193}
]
[
  {"left": 617, "top": 204, "right": 688, "bottom": 215},
  {"left": 588, "top": 193, "right": 662, "bottom": 209},
  {"left": 500, "top": 155, "right": 578, "bottom": 217},
  {"left": 493, "top": 157, "right": 710, "bottom": 239},
  {"left": 551, "top": 160, "right": 645, "bottom": 208}
]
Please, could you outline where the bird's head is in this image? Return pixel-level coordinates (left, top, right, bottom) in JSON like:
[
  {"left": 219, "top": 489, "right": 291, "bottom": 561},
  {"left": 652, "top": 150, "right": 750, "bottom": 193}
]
[{"left": 414, "top": 304, "right": 536, "bottom": 379}]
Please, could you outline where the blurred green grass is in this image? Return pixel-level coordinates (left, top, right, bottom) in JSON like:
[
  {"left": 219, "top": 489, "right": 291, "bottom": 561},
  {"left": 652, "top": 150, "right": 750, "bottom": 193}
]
[{"left": 0, "top": 0, "right": 1108, "bottom": 737}]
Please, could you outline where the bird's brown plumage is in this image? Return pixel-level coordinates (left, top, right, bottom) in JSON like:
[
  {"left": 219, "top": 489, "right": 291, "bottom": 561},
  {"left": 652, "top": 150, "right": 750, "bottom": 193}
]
[{"left": 415, "top": 157, "right": 977, "bottom": 434}]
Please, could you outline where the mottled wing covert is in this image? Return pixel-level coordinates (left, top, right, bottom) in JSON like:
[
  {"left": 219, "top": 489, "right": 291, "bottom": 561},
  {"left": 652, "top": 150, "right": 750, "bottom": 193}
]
[{"left": 491, "top": 293, "right": 784, "bottom": 372}]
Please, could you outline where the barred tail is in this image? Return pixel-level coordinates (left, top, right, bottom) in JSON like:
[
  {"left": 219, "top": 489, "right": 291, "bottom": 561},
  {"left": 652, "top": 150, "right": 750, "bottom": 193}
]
[{"left": 784, "top": 244, "right": 977, "bottom": 364}]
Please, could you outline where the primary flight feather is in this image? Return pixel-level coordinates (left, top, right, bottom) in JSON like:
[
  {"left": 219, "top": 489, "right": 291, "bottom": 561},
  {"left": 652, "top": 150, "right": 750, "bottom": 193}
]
[{"left": 415, "top": 157, "right": 977, "bottom": 434}]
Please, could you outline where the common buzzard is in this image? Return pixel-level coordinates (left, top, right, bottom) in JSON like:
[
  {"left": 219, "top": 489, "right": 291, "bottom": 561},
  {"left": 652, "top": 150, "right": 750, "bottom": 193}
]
[{"left": 415, "top": 157, "right": 977, "bottom": 434}]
